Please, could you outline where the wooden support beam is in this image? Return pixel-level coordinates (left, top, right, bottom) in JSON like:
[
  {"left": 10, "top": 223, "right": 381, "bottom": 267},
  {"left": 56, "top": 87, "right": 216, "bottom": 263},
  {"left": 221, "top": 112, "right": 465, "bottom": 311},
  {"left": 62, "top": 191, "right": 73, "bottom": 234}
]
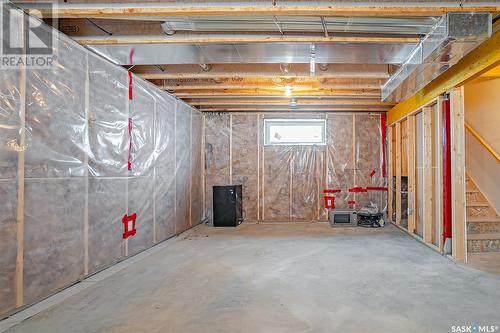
[
  {"left": 395, "top": 122, "right": 401, "bottom": 226},
  {"left": 422, "top": 107, "right": 434, "bottom": 244},
  {"left": 163, "top": 84, "right": 382, "bottom": 90},
  {"left": 186, "top": 99, "right": 394, "bottom": 107},
  {"left": 173, "top": 90, "right": 381, "bottom": 98},
  {"left": 387, "top": 125, "right": 394, "bottom": 223},
  {"left": 450, "top": 87, "right": 466, "bottom": 262},
  {"left": 197, "top": 107, "right": 389, "bottom": 112},
  {"left": 75, "top": 34, "right": 420, "bottom": 45},
  {"left": 388, "top": 21, "right": 500, "bottom": 125},
  {"left": 407, "top": 115, "right": 416, "bottom": 235},
  {"left": 24, "top": 3, "right": 500, "bottom": 18}
]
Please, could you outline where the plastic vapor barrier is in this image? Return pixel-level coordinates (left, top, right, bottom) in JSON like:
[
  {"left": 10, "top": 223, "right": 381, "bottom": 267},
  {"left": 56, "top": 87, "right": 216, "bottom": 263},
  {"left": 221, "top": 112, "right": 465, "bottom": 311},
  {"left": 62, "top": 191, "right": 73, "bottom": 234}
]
[
  {"left": 0, "top": 5, "right": 203, "bottom": 317},
  {"left": 205, "top": 113, "right": 386, "bottom": 222}
]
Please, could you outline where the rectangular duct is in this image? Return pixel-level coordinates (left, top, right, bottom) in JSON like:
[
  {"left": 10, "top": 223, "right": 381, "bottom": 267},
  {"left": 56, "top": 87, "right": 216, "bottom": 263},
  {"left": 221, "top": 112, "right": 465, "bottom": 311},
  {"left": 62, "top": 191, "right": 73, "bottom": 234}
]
[{"left": 381, "top": 12, "right": 492, "bottom": 102}]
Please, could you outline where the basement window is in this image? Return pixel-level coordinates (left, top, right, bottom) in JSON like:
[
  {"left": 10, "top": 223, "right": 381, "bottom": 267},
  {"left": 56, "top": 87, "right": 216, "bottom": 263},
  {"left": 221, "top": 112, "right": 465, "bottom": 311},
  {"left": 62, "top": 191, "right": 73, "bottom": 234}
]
[{"left": 264, "top": 119, "right": 327, "bottom": 146}]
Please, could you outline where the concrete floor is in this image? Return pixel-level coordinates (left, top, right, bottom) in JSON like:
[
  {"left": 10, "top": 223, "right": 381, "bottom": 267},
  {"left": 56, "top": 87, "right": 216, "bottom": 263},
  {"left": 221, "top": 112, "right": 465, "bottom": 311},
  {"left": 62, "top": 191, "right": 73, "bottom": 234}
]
[{"left": 3, "top": 222, "right": 500, "bottom": 333}]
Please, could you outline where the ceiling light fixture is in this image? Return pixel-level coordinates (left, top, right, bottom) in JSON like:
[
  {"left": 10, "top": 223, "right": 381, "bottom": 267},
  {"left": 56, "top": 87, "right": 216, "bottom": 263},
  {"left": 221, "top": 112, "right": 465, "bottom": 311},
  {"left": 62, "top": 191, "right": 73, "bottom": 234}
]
[
  {"left": 280, "top": 63, "right": 291, "bottom": 74},
  {"left": 285, "top": 85, "right": 293, "bottom": 97},
  {"left": 160, "top": 22, "right": 175, "bottom": 36}
]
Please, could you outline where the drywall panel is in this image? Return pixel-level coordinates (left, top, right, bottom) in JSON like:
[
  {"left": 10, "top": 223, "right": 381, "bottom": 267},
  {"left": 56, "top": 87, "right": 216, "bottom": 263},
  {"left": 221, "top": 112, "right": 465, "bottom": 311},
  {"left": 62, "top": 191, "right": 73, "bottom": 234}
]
[{"left": 464, "top": 77, "right": 500, "bottom": 153}]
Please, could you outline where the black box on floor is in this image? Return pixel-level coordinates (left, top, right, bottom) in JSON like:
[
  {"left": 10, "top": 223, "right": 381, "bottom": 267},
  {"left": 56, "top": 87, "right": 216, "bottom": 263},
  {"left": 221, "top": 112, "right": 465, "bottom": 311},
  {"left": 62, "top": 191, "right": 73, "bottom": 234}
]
[{"left": 213, "top": 185, "right": 243, "bottom": 227}]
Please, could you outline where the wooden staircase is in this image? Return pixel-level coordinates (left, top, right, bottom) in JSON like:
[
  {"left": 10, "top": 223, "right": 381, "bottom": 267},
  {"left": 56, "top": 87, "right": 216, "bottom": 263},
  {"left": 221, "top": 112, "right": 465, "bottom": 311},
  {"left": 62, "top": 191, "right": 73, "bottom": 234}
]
[
  {"left": 466, "top": 175, "right": 500, "bottom": 252},
  {"left": 466, "top": 174, "right": 500, "bottom": 274}
]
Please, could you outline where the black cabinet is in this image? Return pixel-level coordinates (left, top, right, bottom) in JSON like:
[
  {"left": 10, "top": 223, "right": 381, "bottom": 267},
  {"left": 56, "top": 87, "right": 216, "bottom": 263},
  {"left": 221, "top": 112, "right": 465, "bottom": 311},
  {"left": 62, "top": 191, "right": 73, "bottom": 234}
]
[{"left": 213, "top": 185, "right": 243, "bottom": 227}]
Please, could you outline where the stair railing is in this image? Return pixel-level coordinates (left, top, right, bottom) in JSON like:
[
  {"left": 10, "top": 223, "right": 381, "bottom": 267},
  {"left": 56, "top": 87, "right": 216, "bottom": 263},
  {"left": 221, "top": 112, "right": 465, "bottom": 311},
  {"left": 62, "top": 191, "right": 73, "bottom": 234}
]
[{"left": 465, "top": 121, "right": 500, "bottom": 162}]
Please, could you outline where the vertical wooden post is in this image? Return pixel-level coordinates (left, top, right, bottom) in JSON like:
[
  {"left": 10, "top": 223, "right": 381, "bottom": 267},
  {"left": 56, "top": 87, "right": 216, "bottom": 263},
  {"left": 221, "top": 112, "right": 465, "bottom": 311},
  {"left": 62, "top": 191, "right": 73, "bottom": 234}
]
[
  {"left": 435, "top": 97, "right": 444, "bottom": 251},
  {"left": 450, "top": 87, "right": 466, "bottom": 262},
  {"left": 395, "top": 122, "right": 401, "bottom": 226},
  {"left": 423, "top": 107, "right": 434, "bottom": 244},
  {"left": 83, "top": 54, "right": 90, "bottom": 274},
  {"left": 256, "top": 114, "right": 260, "bottom": 221},
  {"left": 229, "top": 114, "right": 233, "bottom": 184},
  {"left": 15, "top": 45, "right": 27, "bottom": 309},
  {"left": 201, "top": 115, "right": 206, "bottom": 219},
  {"left": 387, "top": 126, "right": 393, "bottom": 222},
  {"left": 407, "top": 115, "right": 416, "bottom": 235}
]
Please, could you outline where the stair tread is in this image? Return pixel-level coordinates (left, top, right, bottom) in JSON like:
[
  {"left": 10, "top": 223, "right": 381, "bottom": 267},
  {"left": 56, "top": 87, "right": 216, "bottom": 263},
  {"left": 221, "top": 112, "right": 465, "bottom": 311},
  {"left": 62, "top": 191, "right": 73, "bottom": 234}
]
[
  {"left": 468, "top": 233, "right": 500, "bottom": 240},
  {"left": 466, "top": 190, "right": 479, "bottom": 193},
  {"left": 467, "top": 216, "right": 500, "bottom": 223}
]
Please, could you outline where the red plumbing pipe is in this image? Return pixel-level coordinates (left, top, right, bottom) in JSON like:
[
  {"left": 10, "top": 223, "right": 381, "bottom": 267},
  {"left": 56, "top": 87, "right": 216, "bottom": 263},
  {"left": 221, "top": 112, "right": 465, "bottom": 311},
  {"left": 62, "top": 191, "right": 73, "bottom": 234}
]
[{"left": 442, "top": 97, "right": 452, "bottom": 244}]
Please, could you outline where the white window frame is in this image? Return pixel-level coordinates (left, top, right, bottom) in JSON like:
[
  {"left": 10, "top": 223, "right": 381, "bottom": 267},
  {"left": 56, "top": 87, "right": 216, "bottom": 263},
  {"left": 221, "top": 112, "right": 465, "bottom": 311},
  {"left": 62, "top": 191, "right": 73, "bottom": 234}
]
[{"left": 263, "top": 118, "right": 327, "bottom": 146}]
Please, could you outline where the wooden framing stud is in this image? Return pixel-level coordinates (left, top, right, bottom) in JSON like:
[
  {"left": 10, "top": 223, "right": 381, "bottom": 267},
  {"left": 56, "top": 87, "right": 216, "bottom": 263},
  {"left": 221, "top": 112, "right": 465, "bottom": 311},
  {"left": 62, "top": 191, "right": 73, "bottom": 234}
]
[
  {"left": 395, "top": 122, "right": 402, "bottom": 226},
  {"left": 450, "top": 87, "right": 466, "bottom": 262},
  {"left": 407, "top": 115, "right": 416, "bottom": 235},
  {"left": 422, "top": 106, "right": 434, "bottom": 244}
]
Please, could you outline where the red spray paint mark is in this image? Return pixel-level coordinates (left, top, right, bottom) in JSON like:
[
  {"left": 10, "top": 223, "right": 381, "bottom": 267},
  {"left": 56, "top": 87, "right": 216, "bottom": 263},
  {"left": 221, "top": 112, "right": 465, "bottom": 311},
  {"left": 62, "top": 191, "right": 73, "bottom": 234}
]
[
  {"left": 347, "top": 200, "right": 356, "bottom": 205},
  {"left": 370, "top": 169, "right": 376, "bottom": 177},
  {"left": 323, "top": 189, "right": 341, "bottom": 194},
  {"left": 122, "top": 213, "right": 137, "bottom": 239}
]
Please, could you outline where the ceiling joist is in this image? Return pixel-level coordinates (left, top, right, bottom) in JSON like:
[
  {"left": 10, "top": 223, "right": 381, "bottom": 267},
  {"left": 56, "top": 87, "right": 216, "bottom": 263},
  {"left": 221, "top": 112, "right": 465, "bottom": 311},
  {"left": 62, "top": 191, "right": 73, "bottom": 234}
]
[
  {"left": 74, "top": 34, "right": 420, "bottom": 45},
  {"left": 21, "top": 3, "right": 500, "bottom": 18}
]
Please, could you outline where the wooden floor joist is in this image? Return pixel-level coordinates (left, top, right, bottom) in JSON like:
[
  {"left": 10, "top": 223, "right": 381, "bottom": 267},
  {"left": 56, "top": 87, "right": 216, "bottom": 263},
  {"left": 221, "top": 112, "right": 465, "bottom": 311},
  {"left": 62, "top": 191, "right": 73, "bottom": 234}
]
[
  {"left": 23, "top": 3, "right": 500, "bottom": 18},
  {"left": 75, "top": 34, "right": 420, "bottom": 45},
  {"left": 187, "top": 99, "right": 394, "bottom": 106}
]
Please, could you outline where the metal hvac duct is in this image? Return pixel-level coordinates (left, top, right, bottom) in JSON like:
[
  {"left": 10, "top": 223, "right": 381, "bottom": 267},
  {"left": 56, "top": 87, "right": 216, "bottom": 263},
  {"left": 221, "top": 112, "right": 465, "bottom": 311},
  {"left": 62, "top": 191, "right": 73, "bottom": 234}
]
[
  {"left": 87, "top": 42, "right": 417, "bottom": 65},
  {"left": 381, "top": 12, "right": 492, "bottom": 102}
]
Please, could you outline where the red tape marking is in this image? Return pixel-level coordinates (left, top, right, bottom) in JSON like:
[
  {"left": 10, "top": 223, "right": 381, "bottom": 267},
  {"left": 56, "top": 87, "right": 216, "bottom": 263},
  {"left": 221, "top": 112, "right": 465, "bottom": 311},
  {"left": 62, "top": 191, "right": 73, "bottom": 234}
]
[
  {"left": 381, "top": 113, "right": 387, "bottom": 178},
  {"left": 128, "top": 71, "right": 133, "bottom": 100},
  {"left": 323, "top": 189, "right": 341, "bottom": 194},
  {"left": 127, "top": 117, "right": 132, "bottom": 171},
  {"left": 128, "top": 47, "right": 135, "bottom": 65},
  {"left": 348, "top": 187, "right": 367, "bottom": 193},
  {"left": 324, "top": 196, "right": 335, "bottom": 209},
  {"left": 370, "top": 169, "right": 376, "bottom": 177},
  {"left": 122, "top": 213, "right": 137, "bottom": 239}
]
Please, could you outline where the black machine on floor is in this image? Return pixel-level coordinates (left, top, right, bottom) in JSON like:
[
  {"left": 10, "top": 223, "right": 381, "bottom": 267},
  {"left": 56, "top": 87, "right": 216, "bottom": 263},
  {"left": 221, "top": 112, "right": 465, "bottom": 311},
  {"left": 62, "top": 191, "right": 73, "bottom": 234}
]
[
  {"left": 212, "top": 185, "right": 243, "bottom": 227},
  {"left": 357, "top": 212, "right": 384, "bottom": 228}
]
